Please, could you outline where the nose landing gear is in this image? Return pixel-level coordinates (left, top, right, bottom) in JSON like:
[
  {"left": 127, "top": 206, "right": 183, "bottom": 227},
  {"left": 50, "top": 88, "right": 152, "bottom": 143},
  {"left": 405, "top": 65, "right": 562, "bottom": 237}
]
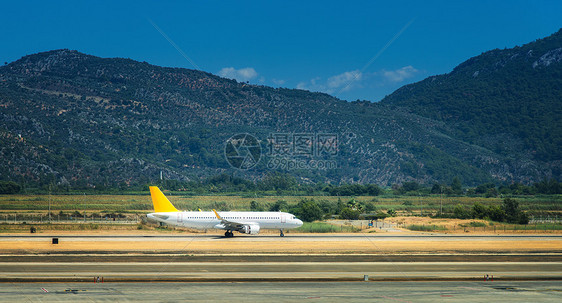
[{"left": 280, "top": 229, "right": 284, "bottom": 237}]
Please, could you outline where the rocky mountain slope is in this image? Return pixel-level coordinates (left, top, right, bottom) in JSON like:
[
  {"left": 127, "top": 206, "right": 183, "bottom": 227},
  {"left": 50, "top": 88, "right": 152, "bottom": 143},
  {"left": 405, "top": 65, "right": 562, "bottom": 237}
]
[
  {"left": 381, "top": 29, "right": 562, "bottom": 183},
  {"left": 1, "top": 30, "right": 560, "bottom": 188}
]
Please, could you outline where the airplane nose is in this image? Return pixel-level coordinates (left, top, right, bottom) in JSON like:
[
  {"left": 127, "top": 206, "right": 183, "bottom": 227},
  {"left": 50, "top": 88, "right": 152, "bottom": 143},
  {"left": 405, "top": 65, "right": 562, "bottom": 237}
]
[{"left": 297, "top": 219, "right": 303, "bottom": 227}]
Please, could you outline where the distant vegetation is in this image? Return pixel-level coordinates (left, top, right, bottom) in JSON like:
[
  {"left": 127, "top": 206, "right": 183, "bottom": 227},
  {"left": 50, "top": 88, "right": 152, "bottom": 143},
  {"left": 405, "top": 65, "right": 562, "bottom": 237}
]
[
  {"left": 450, "top": 198, "right": 529, "bottom": 224},
  {"left": 4, "top": 172, "right": 561, "bottom": 197},
  {"left": 2, "top": 174, "right": 561, "bottom": 225},
  {"left": 0, "top": 181, "right": 21, "bottom": 194}
]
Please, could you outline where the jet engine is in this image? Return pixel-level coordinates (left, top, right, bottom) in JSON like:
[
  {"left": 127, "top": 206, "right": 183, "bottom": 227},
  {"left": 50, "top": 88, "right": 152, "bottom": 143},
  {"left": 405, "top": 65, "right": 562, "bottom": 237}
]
[{"left": 241, "top": 224, "right": 260, "bottom": 235}]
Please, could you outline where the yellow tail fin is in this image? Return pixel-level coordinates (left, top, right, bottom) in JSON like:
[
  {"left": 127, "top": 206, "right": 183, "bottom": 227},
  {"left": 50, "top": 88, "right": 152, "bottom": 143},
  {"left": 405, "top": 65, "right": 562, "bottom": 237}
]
[{"left": 149, "top": 186, "right": 179, "bottom": 212}]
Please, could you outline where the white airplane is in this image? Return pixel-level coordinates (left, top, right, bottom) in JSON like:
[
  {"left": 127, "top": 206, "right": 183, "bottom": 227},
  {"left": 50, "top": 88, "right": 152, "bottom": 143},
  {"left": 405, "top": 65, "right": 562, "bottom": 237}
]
[{"left": 146, "top": 186, "right": 303, "bottom": 237}]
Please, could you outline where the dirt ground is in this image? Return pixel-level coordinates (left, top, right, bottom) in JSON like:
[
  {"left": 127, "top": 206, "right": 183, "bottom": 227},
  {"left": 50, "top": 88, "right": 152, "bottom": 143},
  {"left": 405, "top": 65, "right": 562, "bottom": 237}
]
[
  {"left": 389, "top": 216, "right": 490, "bottom": 227},
  {"left": 385, "top": 216, "right": 561, "bottom": 233},
  {"left": 1, "top": 232, "right": 561, "bottom": 254}
]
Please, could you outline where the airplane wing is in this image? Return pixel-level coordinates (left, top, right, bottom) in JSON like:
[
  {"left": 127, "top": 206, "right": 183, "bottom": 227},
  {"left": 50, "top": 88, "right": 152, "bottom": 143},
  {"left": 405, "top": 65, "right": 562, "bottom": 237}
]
[{"left": 212, "top": 209, "right": 255, "bottom": 231}]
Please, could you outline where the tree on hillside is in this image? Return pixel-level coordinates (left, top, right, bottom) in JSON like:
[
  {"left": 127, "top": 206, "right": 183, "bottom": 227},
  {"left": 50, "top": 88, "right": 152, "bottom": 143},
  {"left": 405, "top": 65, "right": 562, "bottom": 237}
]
[
  {"left": 402, "top": 181, "right": 420, "bottom": 193},
  {"left": 431, "top": 183, "right": 443, "bottom": 194},
  {"left": 327, "top": 184, "right": 383, "bottom": 196},
  {"left": 259, "top": 172, "right": 297, "bottom": 191},
  {"left": 475, "top": 182, "right": 496, "bottom": 194},
  {"left": 534, "top": 178, "right": 562, "bottom": 194},
  {"left": 0, "top": 181, "right": 21, "bottom": 194},
  {"left": 364, "top": 184, "right": 383, "bottom": 195},
  {"left": 485, "top": 187, "right": 498, "bottom": 198},
  {"left": 451, "top": 177, "right": 462, "bottom": 194}
]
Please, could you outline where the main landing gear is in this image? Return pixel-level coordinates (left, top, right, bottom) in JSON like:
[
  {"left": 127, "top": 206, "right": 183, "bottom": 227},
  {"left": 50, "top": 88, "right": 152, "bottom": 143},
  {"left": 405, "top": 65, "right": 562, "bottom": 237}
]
[
  {"left": 225, "top": 230, "right": 234, "bottom": 237},
  {"left": 280, "top": 229, "right": 285, "bottom": 237}
]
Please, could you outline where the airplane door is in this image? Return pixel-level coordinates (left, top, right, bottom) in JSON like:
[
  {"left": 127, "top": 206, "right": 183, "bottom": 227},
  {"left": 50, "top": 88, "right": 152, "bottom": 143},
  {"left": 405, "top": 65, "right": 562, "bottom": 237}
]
[
  {"left": 281, "top": 215, "right": 286, "bottom": 223},
  {"left": 177, "top": 213, "right": 182, "bottom": 223}
]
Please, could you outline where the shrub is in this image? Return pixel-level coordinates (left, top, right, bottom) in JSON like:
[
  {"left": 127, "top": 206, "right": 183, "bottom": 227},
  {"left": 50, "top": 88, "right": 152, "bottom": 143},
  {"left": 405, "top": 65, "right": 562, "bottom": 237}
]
[
  {"left": 363, "top": 202, "right": 376, "bottom": 213},
  {"left": 485, "top": 188, "right": 498, "bottom": 198},
  {"left": 362, "top": 212, "right": 388, "bottom": 220},
  {"left": 471, "top": 202, "right": 487, "bottom": 219},
  {"left": 250, "top": 200, "right": 264, "bottom": 211},
  {"left": 406, "top": 224, "right": 447, "bottom": 231},
  {"left": 453, "top": 204, "right": 471, "bottom": 219},
  {"left": 318, "top": 200, "right": 337, "bottom": 216},
  {"left": 487, "top": 204, "right": 505, "bottom": 222},
  {"left": 296, "top": 222, "right": 359, "bottom": 233},
  {"left": 503, "top": 198, "right": 528, "bottom": 224},
  {"left": 467, "top": 221, "right": 486, "bottom": 227},
  {"left": 339, "top": 207, "right": 361, "bottom": 220},
  {"left": 269, "top": 200, "right": 288, "bottom": 212},
  {"left": 294, "top": 199, "right": 324, "bottom": 222}
]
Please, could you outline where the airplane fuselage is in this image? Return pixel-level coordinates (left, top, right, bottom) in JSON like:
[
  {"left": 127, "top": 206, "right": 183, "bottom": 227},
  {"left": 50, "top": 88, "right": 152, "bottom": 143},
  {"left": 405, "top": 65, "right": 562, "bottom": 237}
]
[{"left": 147, "top": 211, "right": 302, "bottom": 230}]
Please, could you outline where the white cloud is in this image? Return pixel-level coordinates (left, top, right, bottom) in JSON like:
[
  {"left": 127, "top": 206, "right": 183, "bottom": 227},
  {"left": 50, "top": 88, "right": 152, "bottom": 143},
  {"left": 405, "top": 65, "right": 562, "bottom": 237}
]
[
  {"left": 218, "top": 67, "right": 258, "bottom": 82},
  {"left": 272, "top": 78, "right": 286, "bottom": 85},
  {"left": 382, "top": 65, "right": 419, "bottom": 83},
  {"left": 327, "top": 70, "right": 362, "bottom": 91},
  {"left": 296, "top": 80, "right": 311, "bottom": 90},
  {"left": 297, "top": 70, "right": 362, "bottom": 94},
  {"left": 296, "top": 66, "right": 421, "bottom": 99}
]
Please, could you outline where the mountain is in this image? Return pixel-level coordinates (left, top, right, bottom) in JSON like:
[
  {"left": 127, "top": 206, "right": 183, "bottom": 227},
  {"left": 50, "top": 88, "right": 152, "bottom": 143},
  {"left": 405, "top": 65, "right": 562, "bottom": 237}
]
[
  {"left": 0, "top": 30, "right": 560, "bottom": 189},
  {"left": 381, "top": 29, "right": 562, "bottom": 183}
]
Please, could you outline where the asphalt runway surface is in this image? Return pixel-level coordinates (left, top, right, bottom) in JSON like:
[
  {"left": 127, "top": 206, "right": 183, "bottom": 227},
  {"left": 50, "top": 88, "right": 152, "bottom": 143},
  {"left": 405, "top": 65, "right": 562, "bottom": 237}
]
[
  {"left": 1, "top": 234, "right": 560, "bottom": 282},
  {"left": 1, "top": 281, "right": 561, "bottom": 302},
  {"left": 1, "top": 261, "right": 561, "bottom": 281},
  {"left": 2, "top": 253, "right": 560, "bottom": 263},
  {"left": 2, "top": 234, "right": 561, "bottom": 238}
]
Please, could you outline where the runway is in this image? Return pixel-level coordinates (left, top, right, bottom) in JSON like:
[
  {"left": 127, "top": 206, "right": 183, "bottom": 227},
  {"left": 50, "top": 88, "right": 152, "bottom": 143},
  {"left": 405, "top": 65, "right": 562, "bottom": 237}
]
[
  {"left": 2, "top": 234, "right": 561, "bottom": 238},
  {"left": 1, "top": 281, "right": 561, "bottom": 302},
  {"left": 1, "top": 261, "right": 561, "bottom": 282},
  {"left": 1, "top": 233, "right": 560, "bottom": 283},
  {"left": 1, "top": 253, "right": 560, "bottom": 263}
]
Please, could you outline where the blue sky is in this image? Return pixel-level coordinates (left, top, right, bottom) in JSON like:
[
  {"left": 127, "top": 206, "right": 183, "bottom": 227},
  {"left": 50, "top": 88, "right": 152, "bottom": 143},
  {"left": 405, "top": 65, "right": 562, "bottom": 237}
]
[{"left": 1, "top": 1, "right": 561, "bottom": 101}]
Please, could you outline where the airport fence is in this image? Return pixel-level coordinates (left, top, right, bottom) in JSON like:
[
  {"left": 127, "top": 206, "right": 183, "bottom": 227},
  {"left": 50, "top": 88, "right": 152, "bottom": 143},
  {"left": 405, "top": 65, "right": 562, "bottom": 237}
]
[
  {"left": 330, "top": 219, "right": 401, "bottom": 231},
  {"left": 405, "top": 222, "right": 562, "bottom": 233},
  {"left": 0, "top": 213, "right": 141, "bottom": 225},
  {"left": 529, "top": 215, "right": 560, "bottom": 223}
]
